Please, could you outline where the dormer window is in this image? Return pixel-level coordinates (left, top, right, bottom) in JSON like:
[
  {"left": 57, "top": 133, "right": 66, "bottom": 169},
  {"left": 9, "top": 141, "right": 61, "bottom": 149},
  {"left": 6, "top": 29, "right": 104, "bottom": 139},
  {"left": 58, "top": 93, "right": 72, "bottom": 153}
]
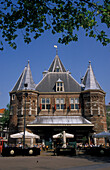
[
  {"left": 55, "top": 66, "right": 60, "bottom": 72},
  {"left": 56, "top": 78, "right": 64, "bottom": 92}
]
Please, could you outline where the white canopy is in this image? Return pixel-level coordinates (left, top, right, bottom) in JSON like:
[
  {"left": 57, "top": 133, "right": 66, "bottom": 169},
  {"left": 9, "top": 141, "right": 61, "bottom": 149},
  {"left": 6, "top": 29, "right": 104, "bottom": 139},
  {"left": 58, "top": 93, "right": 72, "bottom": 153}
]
[
  {"left": 93, "top": 131, "right": 110, "bottom": 138},
  {"left": 53, "top": 132, "right": 74, "bottom": 139},
  {"left": 10, "top": 131, "right": 40, "bottom": 139},
  {"left": 53, "top": 131, "right": 74, "bottom": 148}
]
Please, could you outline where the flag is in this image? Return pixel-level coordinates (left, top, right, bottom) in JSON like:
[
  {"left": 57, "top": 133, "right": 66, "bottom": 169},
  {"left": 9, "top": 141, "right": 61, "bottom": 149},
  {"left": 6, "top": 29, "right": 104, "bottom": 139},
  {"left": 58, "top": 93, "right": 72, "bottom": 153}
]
[{"left": 54, "top": 45, "right": 57, "bottom": 48}]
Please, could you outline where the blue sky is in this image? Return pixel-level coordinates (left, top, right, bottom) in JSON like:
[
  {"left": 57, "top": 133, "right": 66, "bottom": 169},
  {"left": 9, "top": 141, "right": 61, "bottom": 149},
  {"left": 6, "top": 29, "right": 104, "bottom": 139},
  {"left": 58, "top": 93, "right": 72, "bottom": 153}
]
[{"left": 0, "top": 29, "right": 110, "bottom": 108}]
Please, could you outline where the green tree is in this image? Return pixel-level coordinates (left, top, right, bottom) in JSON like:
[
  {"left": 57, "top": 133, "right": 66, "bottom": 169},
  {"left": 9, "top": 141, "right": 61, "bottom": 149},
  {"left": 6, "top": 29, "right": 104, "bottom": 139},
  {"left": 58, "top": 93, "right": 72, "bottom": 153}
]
[
  {"left": 1, "top": 104, "right": 10, "bottom": 130},
  {"left": 0, "top": 0, "right": 110, "bottom": 50}
]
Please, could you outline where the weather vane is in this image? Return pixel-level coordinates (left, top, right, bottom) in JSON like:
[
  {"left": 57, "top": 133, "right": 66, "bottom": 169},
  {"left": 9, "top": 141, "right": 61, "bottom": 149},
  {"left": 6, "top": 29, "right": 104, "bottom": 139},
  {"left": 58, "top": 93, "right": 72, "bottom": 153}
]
[{"left": 54, "top": 45, "right": 58, "bottom": 55}]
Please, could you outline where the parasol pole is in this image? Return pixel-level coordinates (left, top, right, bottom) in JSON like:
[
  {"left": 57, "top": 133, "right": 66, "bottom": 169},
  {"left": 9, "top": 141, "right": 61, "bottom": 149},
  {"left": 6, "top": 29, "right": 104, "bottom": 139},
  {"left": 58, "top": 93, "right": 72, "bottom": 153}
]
[{"left": 62, "top": 131, "right": 66, "bottom": 148}]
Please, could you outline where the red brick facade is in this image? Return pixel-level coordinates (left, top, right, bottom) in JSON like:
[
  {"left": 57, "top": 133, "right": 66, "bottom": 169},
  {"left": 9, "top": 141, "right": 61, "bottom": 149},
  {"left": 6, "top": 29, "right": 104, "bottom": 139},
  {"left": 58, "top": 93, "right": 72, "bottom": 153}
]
[{"left": 9, "top": 58, "right": 107, "bottom": 145}]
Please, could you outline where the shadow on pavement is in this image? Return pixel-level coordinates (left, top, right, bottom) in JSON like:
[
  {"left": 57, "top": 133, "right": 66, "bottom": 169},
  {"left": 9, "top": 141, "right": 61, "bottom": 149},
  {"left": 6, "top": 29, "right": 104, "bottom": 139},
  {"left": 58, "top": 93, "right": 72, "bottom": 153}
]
[{"left": 41, "top": 150, "right": 110, "bottom": 164}]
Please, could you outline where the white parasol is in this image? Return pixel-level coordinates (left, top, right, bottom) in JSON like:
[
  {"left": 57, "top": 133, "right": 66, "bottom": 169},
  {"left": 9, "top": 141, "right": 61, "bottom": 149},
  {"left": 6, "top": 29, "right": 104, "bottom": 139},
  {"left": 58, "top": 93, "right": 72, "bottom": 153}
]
[
  {"left": 53, "top": 131, "right": 74, "bottom": 148},
  {"left": 53, "top": 131, "right": 74, "bottom": 139},
  {"left": 10, "top": 131, "right": 40, "bottom": 139}
]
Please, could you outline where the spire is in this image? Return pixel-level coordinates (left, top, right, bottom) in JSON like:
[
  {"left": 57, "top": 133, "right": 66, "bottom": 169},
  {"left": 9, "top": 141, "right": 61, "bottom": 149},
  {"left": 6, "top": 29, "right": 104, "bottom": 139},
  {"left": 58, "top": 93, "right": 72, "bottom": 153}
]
[
  {"left": 48, "top": 55, "right": 66, "bottom": 72},
  {"left": 12, "top": 61, "right": 36, "bottom": 91},
  {"left": 82, "top": 61, "right": 102, "bottom": 91}
]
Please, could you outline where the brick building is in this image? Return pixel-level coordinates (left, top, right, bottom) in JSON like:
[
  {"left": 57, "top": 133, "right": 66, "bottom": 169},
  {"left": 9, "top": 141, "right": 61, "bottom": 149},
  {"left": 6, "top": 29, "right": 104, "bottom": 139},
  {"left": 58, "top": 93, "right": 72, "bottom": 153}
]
[{"left": 9, "top": 54, "right": 107, "bottom": 144}]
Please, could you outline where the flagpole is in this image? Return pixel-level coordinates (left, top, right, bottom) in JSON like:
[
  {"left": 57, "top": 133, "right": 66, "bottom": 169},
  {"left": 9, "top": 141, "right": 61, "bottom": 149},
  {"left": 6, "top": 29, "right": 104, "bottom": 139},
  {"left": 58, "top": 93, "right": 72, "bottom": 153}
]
[{"left": 54, "top": 45, "right": 58, "bottom": 55}]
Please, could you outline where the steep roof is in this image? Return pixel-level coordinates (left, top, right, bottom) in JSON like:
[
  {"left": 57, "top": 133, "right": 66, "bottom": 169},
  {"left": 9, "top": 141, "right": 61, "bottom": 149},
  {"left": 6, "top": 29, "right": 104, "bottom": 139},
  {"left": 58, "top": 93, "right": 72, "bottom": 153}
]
[
  {"left": 36, "top": 72, "right": 81, "bottom": 92},
  {"left": 36, "top": 55, "right": 81, "bottom": 92},
  {"left": 12, "top": 61, "right": 36, "bottom": 91},
  {"left": 48, "top": 55, "right": 66, "bottom": 72},
  {"left": 82, "top": 61, "right": 102, "bottom": 91}
]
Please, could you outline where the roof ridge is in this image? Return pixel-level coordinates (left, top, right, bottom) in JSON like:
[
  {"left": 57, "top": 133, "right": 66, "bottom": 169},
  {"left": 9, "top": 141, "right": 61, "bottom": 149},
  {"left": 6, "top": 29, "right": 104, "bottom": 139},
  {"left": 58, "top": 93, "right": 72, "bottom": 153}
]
[
  {"left": 18, "top": 66, "right": 27, "bottom": 90},
  {"left": 69, "top": 73, "right": 81, "bottom": 87},
  {"left": 35, "top": 72, "right": 49, "bottom": 89}
]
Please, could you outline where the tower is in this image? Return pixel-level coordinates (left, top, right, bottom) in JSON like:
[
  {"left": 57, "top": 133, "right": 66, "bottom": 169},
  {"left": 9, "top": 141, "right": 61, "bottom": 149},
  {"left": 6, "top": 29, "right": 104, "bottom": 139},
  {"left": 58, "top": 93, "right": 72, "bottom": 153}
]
[
  {"left": 9, "top": 61, "right": 37, "bottom": 133},
  {"left": 81, "top": 62, "right": 107, "bottom": 135}
]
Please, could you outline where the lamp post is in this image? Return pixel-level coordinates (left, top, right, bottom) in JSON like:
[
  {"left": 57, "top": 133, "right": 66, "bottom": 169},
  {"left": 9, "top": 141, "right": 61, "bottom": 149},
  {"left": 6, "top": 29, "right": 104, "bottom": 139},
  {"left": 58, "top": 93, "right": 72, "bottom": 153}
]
[{"left": 23, "top": 83, "right": 28, "bottom": 149}]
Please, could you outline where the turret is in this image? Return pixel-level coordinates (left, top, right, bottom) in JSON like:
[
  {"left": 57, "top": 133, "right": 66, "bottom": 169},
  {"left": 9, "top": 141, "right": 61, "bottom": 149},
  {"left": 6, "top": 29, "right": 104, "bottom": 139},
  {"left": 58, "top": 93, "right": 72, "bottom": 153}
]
[
  {"left": 9, "top": 61, "right": 38, "bottom": 133},
  {"left": 81, "top": 61, "right": 107, "bottom": 134}
]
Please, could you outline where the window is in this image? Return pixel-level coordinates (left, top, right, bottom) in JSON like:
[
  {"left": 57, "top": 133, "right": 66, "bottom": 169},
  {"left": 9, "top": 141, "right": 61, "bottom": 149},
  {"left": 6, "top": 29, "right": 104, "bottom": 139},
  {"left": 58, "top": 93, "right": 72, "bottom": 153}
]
[
  {"left": 33, "top": 100, "right": 35, "bottom": 107},
  {"left": 12, "top": 94, "right": 15, "bottom": 100},
  {"left": 41, "top": 98, "right": 50, "bottom": 110},
  {"left": 56, "top": 98, "right": 65, "bottom": 110},
  {"left": 56, "top": 79, "right": 64, "bottom": 92},
  {"left": 70, "top": 98, "right": 79, "bottom": 110},
  {"left": 55, "top": 66, "right": 60, "bottom": 72}
]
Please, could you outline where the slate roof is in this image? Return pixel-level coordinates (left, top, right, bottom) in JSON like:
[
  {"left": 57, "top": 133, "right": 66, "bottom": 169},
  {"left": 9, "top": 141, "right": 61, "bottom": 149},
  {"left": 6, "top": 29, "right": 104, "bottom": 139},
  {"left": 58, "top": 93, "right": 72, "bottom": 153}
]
[
  {"left": 12, "top": 61, "right": 36, "bottom": 91},
  {"left": 48, "top": 55, "right": 66, "bottom": 72},
  {"left": 36, "top": 55, "right": 81, "bottom": 92},
  {"left": 82, "top": 61, "right": 102, "bottom": 91},
  {"left": 36, "top": 72, "right": 81, "bottom": 92},
  {"left": 28, "top": 116, "right": 93, "bottom": 126}
]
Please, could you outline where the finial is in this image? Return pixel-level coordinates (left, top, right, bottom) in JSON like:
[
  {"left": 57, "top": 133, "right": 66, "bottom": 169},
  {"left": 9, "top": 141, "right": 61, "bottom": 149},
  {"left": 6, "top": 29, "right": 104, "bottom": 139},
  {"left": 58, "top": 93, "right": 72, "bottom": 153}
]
[
  {"left": 28, "top": 60, "right": 30, "bottom": 64},
  {"left": 54, "top": 45, "right": 58, "bottom": 55},
  {"left": 89, "top": 61, "right": 91, "bottom": 64}
]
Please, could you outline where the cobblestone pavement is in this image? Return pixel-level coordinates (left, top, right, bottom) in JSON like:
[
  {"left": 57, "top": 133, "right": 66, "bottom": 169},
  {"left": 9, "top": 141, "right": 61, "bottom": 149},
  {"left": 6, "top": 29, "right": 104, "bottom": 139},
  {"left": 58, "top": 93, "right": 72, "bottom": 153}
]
[{"left": 0, "top": 151, "right": 110, "bottom": 170}]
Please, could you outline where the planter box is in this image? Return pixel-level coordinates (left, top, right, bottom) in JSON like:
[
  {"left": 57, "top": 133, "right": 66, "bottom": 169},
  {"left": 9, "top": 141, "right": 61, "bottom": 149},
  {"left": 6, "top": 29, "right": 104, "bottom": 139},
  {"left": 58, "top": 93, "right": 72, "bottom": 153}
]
[
  {"left": 1, "top": 147, "right": 40, "bottom": 156},
  {"left": 54, "top": 147, "right": 76, "bottom": 156},
  {"left": 85, "top": 147, "right": 110, "bottom": 157}
]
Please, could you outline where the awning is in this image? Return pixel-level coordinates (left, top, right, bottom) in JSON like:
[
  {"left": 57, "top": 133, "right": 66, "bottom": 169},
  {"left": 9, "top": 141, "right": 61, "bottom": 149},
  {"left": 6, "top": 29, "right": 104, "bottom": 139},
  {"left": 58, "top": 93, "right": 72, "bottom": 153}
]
[{"left": 27, "top": 116, "right": 94, "bottom": 127}]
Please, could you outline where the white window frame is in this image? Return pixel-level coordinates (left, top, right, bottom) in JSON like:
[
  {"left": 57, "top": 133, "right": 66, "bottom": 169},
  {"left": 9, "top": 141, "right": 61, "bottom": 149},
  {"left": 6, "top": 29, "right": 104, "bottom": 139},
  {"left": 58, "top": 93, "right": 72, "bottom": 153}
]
[
  {"left": 55, "top": 98, "right": 65, "bottom": 110},
  {"left": 70, "top": 98, "right": 79, "bottom": 110},
  {"left": 56, "top": 82, "right": 64, "bottom": 92},
  {"left": 12, "top": 94, "right": 15, "bottom": 100},
  {"left": 41, "top": 98, "right": 50, "bottom": 110}
]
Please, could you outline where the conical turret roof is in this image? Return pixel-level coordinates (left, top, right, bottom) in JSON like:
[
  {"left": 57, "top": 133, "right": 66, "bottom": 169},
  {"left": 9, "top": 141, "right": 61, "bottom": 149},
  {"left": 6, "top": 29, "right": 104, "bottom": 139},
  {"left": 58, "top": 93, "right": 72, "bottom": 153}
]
[
  {"left": 12, "top": 61, "right": 36, "bottom": 91},
  {"left": 82, "top": 61, "right": 102, "bottom": 91},
  {"left": 48, "top": 55, "right": 66, "bottom": 72}
]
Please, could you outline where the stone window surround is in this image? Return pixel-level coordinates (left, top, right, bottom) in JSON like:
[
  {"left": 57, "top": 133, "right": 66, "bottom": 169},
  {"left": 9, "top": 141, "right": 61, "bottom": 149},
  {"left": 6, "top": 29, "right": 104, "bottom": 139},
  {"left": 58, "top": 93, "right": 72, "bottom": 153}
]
[
  {"left": 41, "top": 98, "right": 51, "bottom": 110},
  {"left": 12, "top": 94, "right": 15, "bottom": 100},
  {"left": 55, "top": 98, "right": 65, "bottom": 110},
  {"left": 56, "top": 82, "right": 64, "bottom": 92},
  {"left": 70, "top": 98, "right": 79, "bottom": 110}
]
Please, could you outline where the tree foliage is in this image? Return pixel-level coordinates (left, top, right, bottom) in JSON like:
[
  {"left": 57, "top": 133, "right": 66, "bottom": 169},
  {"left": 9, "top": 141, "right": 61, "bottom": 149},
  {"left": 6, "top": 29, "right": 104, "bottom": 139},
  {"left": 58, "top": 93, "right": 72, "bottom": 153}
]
[
  {"left": 1, "top": 104, "right": 10, "bottom": 129},
  {"left": 0, "top": 0, "right": 110, "bottom": 50}
]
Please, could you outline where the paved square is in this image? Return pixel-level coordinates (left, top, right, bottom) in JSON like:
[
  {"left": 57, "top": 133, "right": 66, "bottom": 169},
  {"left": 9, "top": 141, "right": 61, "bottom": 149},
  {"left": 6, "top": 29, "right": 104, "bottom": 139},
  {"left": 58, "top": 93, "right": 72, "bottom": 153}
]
[{"left": 0, "top": 153, "right": 110, "bottom": 170}]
